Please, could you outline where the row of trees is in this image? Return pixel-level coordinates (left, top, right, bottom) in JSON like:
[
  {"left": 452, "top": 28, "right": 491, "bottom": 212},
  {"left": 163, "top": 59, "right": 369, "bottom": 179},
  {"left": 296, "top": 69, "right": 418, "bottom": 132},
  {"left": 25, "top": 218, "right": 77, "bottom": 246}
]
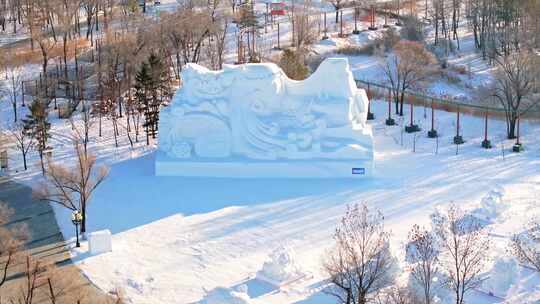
[
  {"left": 324, "top": 203, "right": 539, "bottom": 304},
  {"left": 465, "top": 0, "right": 540, "bottom": 59}
]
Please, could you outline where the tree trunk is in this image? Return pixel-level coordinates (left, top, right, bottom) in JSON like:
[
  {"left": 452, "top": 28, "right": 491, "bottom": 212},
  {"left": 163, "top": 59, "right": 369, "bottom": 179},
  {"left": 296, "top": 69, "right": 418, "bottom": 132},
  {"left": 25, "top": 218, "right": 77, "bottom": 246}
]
[
  {"left": 22, "top": 152, "right": 27, "bottom": 170},
  {"left": 507, "top": 117, "right": 517, "bottom": 139},
  {"left": 81, "top": 201, "right": 86, "bottom": 233},
  {"left": 399, "top": 91, "right": 405, "bottom": 116}
]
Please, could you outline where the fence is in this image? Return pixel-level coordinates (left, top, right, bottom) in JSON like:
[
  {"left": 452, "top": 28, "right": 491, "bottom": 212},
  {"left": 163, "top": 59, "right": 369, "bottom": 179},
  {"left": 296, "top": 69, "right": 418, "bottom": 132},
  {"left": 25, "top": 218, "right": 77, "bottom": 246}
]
[{"left": 355, "top": 79, "right": 540, "bottom": 120}]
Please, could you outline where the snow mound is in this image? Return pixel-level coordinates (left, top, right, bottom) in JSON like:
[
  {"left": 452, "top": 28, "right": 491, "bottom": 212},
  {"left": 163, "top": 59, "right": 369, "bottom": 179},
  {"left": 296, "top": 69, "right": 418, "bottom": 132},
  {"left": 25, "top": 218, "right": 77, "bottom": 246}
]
[
  {"left": 202, "top": 286, "right": 251, "bottom": 304},
  {"left": 430, "top": 188, "right": 507, "bottom": 235},
  {"left": 483, "top": 256, "right": 520, "bottom": 298},
  {"left": 256, "top": 246, "right": 305, "bottom": 285},
  {"left": 471, "top": 187, "right": 507, "bottom": 223}
]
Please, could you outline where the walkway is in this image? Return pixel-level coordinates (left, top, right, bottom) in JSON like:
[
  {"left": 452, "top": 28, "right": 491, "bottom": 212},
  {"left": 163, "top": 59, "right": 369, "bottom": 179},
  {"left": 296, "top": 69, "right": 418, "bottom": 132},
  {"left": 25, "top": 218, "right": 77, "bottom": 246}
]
[{"left": 0, "top": 176, "right": 110, "bottom": 303}]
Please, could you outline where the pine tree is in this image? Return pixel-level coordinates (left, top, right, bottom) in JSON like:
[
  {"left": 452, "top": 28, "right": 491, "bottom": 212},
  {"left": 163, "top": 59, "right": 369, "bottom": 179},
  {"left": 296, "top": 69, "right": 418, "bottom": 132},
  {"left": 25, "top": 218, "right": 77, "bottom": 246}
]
[
  {"left": 135, "top": 61, "right": 153, "bottom": 145},
  {"left": 279, "top": 49, "right": 309, "bottom": 80},
  {"left": 23, "top": 99, "right": 51, "bottom": 174},
  {"left": 135, "top": 53, "right": 171, "bottom": 145}
]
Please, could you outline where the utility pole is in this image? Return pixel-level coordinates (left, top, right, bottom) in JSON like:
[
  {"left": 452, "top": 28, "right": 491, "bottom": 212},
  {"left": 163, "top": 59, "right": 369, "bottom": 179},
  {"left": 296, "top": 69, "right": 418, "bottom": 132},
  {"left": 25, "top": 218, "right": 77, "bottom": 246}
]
[
  {"left": 386, "top": 88, "right": 396, "bottom": 126},
  {"left": 428, "top": 101, "right": 438, "bottom": 138},
  {"left": 482, "top": 111, "right": 492, "bottom": 148},
  {"left": 453, "top": 106, "right": 464, "bottom": 144}
]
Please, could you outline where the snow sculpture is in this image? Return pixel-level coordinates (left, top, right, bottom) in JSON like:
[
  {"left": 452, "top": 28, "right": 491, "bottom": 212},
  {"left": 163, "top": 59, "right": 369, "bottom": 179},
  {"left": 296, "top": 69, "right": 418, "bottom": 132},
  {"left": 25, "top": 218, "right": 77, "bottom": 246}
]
[
  {"left": 156, "top": 58, "right": 373, "bottom": 178},
  {"left": 256, "top": 245, "right": 305, "bottom": 286},
  {"left": 472, "top": 187, "right": 507, "bottom": 222}
]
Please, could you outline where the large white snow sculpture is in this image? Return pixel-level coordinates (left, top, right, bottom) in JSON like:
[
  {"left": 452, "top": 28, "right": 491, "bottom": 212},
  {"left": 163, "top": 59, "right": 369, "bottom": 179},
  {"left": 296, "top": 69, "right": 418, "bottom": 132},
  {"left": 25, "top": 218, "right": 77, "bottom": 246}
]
[{"left": 156, "top": 58, "right": 373, "bottom": 178}]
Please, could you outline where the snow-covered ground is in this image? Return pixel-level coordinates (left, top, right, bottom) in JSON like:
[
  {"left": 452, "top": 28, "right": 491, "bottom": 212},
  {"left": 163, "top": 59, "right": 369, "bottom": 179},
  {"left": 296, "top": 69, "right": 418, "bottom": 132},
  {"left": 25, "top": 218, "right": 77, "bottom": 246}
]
[
  {"left": 47, "top": 99, "right": 540, "bottom": 304},
  {"left": 2, "top": 3, "right": 539, "bottom": 303}
]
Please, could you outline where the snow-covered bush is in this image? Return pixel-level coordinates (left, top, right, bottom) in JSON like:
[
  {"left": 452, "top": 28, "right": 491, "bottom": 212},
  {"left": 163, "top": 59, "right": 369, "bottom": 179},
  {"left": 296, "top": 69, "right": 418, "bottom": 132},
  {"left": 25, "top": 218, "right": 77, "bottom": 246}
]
[{"left": 510, "top": 219, "right": 540, "bottom": 272}]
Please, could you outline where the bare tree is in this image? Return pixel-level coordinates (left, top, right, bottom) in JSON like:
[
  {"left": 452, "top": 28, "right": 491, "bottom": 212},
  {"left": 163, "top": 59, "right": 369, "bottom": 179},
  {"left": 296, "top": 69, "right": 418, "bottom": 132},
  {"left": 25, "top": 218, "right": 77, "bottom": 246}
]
[
  {"left": 70, "top": 100, "right": 94, "bottom": 157},
  {"left": 375, "top": 286, "right": 418, "bottom": 304},
  {"left": 510, "top": 218, "right": 540, "bottom": 272},
  {"left": 292, "top": 0, "right": 317, "bottom": 48},
  {"left": 381, "top": 40, "right": 436, "bottom": 116},
  {"left": 431, "top": 205, "right": 491, "bottom": 304},
  {"left": 492, "top": 51, "right": 540, "bottom": 139},
  {"left": 0, "top": 49, "right": 23, "bottom": 122},
  {"left": 9, "top": 122, "right": 35, "bottom": 171},
  {"left": 324, "top": 204, "right": 396, "bottom": 304},
  {"left": 34, "top": 139, "right": 109, "bottom": 234},
  {"left": 326, "top": 0, "right": 348, "bottom": 23},
  {"left": 406, "top": 224, "right": 440, "bottom": 304}
]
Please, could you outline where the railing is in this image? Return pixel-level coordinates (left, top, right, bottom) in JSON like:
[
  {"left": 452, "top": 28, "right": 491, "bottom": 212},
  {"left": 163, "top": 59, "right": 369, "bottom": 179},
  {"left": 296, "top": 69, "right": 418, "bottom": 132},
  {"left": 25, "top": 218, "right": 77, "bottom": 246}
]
[{"left": 355, "top": 78, "right": 540, "bottom": 118}]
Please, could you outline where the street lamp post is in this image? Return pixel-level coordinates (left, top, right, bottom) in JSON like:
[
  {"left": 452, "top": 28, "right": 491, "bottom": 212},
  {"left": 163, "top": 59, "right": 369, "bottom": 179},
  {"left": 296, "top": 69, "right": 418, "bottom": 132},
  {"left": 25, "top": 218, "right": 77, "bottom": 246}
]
[{"left": 72, "top": 211, "right": 83, "bottom": 248}]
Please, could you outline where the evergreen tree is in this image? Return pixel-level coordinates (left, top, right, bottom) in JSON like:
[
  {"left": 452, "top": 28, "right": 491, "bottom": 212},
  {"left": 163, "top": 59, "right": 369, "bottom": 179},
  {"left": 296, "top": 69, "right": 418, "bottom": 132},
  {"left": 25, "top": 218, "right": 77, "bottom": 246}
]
[
  {"left": 135, "top": 53, "right": 171, "bottom": 145},
  {"left": 279, "top": 49, "right": 309, "bottom": 80},
  {"left": 135, "top": 61, "right": 153, "bottom": 145},
  {"left": 23, "top": 99, "right": 51, "bottom": 174}
]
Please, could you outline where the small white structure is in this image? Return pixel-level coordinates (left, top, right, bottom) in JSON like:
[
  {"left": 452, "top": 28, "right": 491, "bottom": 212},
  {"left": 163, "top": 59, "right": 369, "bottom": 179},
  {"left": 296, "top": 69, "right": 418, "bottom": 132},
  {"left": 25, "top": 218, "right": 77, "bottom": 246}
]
[
  {"left": 156, "top": 58, "right": 373, "bottom": 178},
  {"left": 88, "top": 229, "right": 112, "bottom": 255}
]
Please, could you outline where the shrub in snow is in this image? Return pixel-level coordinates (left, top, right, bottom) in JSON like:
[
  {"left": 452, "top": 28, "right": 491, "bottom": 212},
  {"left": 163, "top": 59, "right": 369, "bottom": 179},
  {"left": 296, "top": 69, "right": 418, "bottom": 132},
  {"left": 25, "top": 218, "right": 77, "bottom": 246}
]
[
  {"left": 202, "top": 287, "right": 251, "bottom": 304},
  {"left": 256, "top": 245, "right": 304, "bottom": 285},
  {"left": 510, "top": 220, "right": 540, "bottom": 272},
  {"left": 483, "top": 256, "right": 519, "bottom": 297}
]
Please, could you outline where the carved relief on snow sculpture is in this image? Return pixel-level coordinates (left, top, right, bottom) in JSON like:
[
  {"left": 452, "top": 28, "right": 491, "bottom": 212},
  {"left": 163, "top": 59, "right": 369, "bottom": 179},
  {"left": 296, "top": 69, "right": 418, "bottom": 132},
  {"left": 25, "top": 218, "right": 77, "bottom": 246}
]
[{"left": 156, "top": 58, "right": 374, "bottom": 178}]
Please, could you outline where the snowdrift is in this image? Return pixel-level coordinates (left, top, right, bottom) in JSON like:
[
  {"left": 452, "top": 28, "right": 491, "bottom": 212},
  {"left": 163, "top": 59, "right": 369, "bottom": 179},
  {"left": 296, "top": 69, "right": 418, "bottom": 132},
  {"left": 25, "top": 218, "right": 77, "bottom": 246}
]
[{"left": 156, "top": 58, "right": 373, "bottom": 178}]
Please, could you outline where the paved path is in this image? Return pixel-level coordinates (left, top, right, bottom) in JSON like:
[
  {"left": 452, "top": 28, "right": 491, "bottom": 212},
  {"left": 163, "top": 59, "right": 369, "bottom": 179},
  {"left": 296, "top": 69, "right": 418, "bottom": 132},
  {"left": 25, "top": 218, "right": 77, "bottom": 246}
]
[{"left": 0, "top": 176, "right": 110, "bottom": 303}]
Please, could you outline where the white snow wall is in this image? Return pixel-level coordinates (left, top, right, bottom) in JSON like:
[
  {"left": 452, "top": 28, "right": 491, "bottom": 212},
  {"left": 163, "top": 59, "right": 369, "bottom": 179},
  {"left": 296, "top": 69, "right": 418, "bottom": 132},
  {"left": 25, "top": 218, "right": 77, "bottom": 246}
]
[{"left": 156, "top": 58, "right": 373, "bottom": 178}]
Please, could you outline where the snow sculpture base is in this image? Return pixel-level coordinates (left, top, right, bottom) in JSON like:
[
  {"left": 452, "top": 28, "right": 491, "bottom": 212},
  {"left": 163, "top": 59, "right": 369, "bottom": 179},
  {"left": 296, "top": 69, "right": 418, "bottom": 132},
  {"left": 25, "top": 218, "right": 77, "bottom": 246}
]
[
  {"left": 156, "top": 149, "right": 373, "bottom": 178},
  {"left": 157, "top": 58, "right": 373, "bottom": 178},
  {"left": 88, "top": 229, "right": 112, "bottom": 255}
]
